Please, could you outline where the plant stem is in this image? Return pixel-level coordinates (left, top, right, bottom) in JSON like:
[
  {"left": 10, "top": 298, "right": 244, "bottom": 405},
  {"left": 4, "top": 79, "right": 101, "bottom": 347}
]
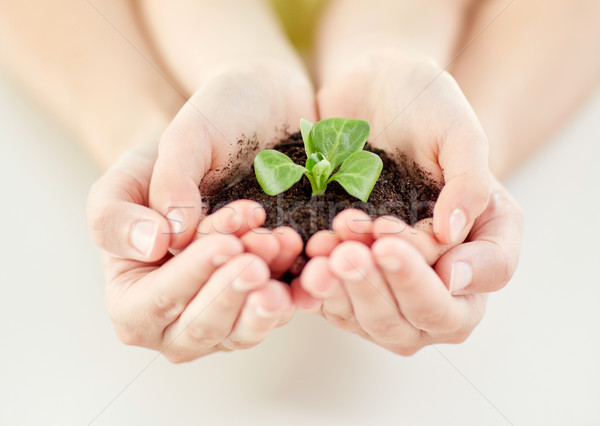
[{"left": 305, "top": 172, "right": 326, "bottom": 197}]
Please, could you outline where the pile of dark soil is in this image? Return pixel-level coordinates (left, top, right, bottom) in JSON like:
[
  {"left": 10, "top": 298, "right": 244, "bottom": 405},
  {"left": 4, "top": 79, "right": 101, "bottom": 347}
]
[{"left": 206, "top": 132, "right": 441, "bottom": 243}]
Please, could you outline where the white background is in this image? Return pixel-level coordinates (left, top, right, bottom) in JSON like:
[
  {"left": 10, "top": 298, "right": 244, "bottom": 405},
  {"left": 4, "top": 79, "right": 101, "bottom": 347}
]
[{"left": 1, "top": 69, "right": 599, "bottom": 425}]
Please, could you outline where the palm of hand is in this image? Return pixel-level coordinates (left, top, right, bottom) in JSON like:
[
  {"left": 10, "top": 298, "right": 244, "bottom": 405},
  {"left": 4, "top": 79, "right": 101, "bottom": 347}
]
[
  {"left": 89, "top": 67, "right": 317, "bottom": 362},
  {"left": 288, "top": 59, "right": 497, "bottom": 354}
]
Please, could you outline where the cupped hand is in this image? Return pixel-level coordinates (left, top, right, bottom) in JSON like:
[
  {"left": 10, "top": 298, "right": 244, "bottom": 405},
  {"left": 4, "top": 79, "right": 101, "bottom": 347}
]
[
  {"left": 149, "top": 62, "right": 316, "bottom": 250},
  {"left": 292, "top": 177, "right": 523, "bottom": 355},
  {"left": 87, "top": 135, "right": 303, "bottom": 363},
  {"left": 317, "top": 53, "right": 491, "bottom": 246}
]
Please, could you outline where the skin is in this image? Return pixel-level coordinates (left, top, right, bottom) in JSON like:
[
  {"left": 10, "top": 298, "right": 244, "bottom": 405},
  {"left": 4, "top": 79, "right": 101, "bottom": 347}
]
[
  {"left": 2, "top": 0, "right": 597, "bottom": 359},
  {"left": 88, "top": 143, "right": 302, "bottom": 363},
  {"left": 294, "top": 176, "right": 523, "bottom": 355},
  {"left": 294, "top": 0, "right": 597, "bottom": 353},
  {"left": 450, "top": 0, "right": 600, "bottom": 177},
  {"left": 0, "top": 0, "right": 312, "bottom": 362},
  {"left": 299, "top": 0, "right": 495, "bottom": 352}
]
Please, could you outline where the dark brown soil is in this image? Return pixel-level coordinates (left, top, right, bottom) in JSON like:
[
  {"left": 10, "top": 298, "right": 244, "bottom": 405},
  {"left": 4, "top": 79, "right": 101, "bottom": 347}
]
[{"left": 206, "top": 132, "right": 441, "bottom": 278}]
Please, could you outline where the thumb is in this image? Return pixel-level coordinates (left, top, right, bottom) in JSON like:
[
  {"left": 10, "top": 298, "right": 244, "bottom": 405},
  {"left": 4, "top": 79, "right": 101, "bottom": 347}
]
[
  {"left": 149, "top": 102, "right": 212, "bottom": 250},
  {"left": 433, "top": 119, "right": 490, "bottom": 245},
  {"left": 87, "top": 145, "right": 171, "bottom": 261},
  {"left": 434, "top": 179, "right": 524, "bottom": 295}
]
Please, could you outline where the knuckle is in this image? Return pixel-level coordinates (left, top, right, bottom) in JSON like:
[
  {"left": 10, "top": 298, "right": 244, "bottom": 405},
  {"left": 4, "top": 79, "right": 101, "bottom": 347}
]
[
  {"left": 163, "top": 347, "right": 194, "bottom": 364},
  {"left": 411, "top": 308, "right": 456, "bottom": 332},
  {"left": 324, "top": 312, "right": 355, "bottom": 330},
  {"left": 185, "top": 323, "right": 222, "bottom": 347},
  {"left": 363, "top": 319, "right": 404, "bottom": 343},
  {"left": 164, "top": 354, "right": 187, "bottom": 364},
  {"left": 392, "top": 344, "right": 422, "bottom": 357},
  {"left": 87, "top": 206, "right": 110, "bottom": 247},
  {"left": 468, "top": 173, "right": 492, "bottom": 204},
  {"left": 227, "top": 336, "right": 260, "bottom": 351},
  {"left": 212, "top": 293, "right": 241, "bottom": 314},
  {"left": 114, "top": 326, "right": 145, "bottom": 347},
  {"left": 488, "top": 241, "right": 518, "bottom": 292},
  {"left": 152, "top": 293, "right": 183, "bottom": 323}
]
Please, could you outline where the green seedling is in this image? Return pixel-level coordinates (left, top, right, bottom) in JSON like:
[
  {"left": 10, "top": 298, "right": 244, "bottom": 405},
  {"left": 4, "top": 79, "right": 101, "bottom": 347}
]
[{"left": 254, "top": 118, "right": 383, "bottom": 202}]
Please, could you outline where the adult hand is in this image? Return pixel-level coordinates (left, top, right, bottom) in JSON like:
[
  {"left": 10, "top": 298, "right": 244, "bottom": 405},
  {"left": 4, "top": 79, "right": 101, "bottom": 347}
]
[
  {"left": 86, "top": 62, "right": 314, "bottom": 362},
  {"left": 292, "top": 53, "right": 523, "bottom": 353},
  {"left": 87, "top": 143, "right": 301, "bottom": 363},
  {"left": 149, "top": 62, "right": 316, "bottom": 250},
  {"left": 293, "top": 177, "right": 523, "bottom": 355},
  {"left": 317, "top": 53, "right": 491, "bottom": 246}
]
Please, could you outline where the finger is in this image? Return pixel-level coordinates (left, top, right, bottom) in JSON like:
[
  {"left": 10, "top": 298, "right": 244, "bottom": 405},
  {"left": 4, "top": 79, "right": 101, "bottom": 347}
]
[
  {"left": 435, "top": 184, "right": 524, "bottom": 295},
  {"left": 371, "top": 237, "right": 483, "bottom": 335},
  {"left": 195, "top": 200, "right": 266, "bottom": 239},
  {"left": 240, "top": 228, "right": 280, "bottom": 265},
  {"left": 300, "top": 256, "right": 342, "bottom": 299},
  {"left": 269, "top": 226, "right": 304, "bottom": 278},
  {"left": 107, "top": 233, "right": 244, "bottom": 347},
  {"left": 305, "top": 230, "right": 340, "bottom": 257},
  {"left": 433, "top": 112, "right": 490, "bottom": 245},
  {"left": 329, "top": 241, "right": 421, "bottom": 345},
  {"left": 275, "top": 284, "right": 297, "bottom": 327},
  {"left": 149, "top": 103, "right": 213, "bottom": 250},
  {"left": 300, "top": 257, "right": 357, "bottom": 332},
  {"left": 87, "top": 148, "right": 171, "bottom": 262},
  {"left": 162, "top": 253, "right": 270, "bottom": 363},
  {"left": 219, "top": 280, "right": 292, "bottom": 350},
  {"left": 373, "top": 216, "right": 450, "bottom": 265},
  {"left": 291, "top": 277, "right": 322, "bottom": 314},
  {"left": 332, "top": 209, "right": 374, "bottom": 246}
]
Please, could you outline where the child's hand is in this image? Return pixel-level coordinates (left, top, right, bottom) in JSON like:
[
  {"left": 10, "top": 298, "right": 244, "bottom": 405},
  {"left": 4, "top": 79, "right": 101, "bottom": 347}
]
[
  {"left": 88, "top": 146, "right": 299, "bottom": 363},
  {"left": 318, "top": 54, "right": 491, "bottom": 246},
  {"left": 292, "top": 178, "right": 523, "bottom": 355}
]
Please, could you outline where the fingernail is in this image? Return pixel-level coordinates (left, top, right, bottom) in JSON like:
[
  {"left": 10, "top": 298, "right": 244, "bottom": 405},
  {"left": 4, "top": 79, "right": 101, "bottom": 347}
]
[
  {"left": 449, "top": 208, "right": 467, "bottom": 244},
  {"left": 377, "top": 255, "right": 403, "bottom": 272},
  {"left": 166, "top": 208, "right": 186, "bottom": 235},
  {"left": 450, "top": 261, "right": 472, "bottom": 294},
  {"left": 131, "top": 221, "right": 157, "bottom": 257},
  {"left": 232, "top": 277, "right": 260, "bottom": 292}
]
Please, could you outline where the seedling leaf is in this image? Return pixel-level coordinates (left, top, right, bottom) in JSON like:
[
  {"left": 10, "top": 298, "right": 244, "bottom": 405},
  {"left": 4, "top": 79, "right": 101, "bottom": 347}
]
[
  {"left": 310, "top": 118, "right": 370, "bottom": 169},
  {"left": 329, "top": 151, "right": 383, "bottom": 202},
  {"left": 306, "top": 152, "right": 324, "bottom": 171},
  {"left": 254, "top": 150, "right": 306, "bottom": 196},
  {"left": 300, "top": 118, "right": 315, "bottom": 157},
  {"left": 311, "top": 157, "right": 332, "bottom": 195}
]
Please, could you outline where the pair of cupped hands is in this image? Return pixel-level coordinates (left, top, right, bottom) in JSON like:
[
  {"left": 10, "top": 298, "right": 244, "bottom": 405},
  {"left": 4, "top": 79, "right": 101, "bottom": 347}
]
[{"left": 87, "top": 56, "right": 523, "bottom": 363}]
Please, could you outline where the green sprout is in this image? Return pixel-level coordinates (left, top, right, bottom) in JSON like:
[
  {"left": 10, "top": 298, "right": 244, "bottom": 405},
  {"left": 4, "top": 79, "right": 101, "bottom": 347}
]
[{"left": 253, "top": 118, "right": 383, "bottom": 202}]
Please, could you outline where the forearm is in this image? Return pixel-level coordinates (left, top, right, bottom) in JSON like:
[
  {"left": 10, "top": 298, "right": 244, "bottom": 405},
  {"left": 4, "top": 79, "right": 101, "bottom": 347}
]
[
  {"left": 140, "top": 0, "right": 310, "bottom": 94},
  {"left": 450, "top": 0, "right": 600, "bottom": 177},
  {"left": 0, "top": 0, "right": 183, "bottom": 168},
  {"left": 315, "top": 0, "right": 474, "bottom": 84}
]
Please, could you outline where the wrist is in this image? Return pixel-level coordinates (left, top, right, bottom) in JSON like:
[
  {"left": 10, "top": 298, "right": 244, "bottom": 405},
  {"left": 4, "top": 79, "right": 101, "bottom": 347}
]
[
  {"left": 204, "top": 56, "right": 312, "bottom": 89},
  {"left": 320, "top": 48, "right": 440, "bottom": 88}
]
